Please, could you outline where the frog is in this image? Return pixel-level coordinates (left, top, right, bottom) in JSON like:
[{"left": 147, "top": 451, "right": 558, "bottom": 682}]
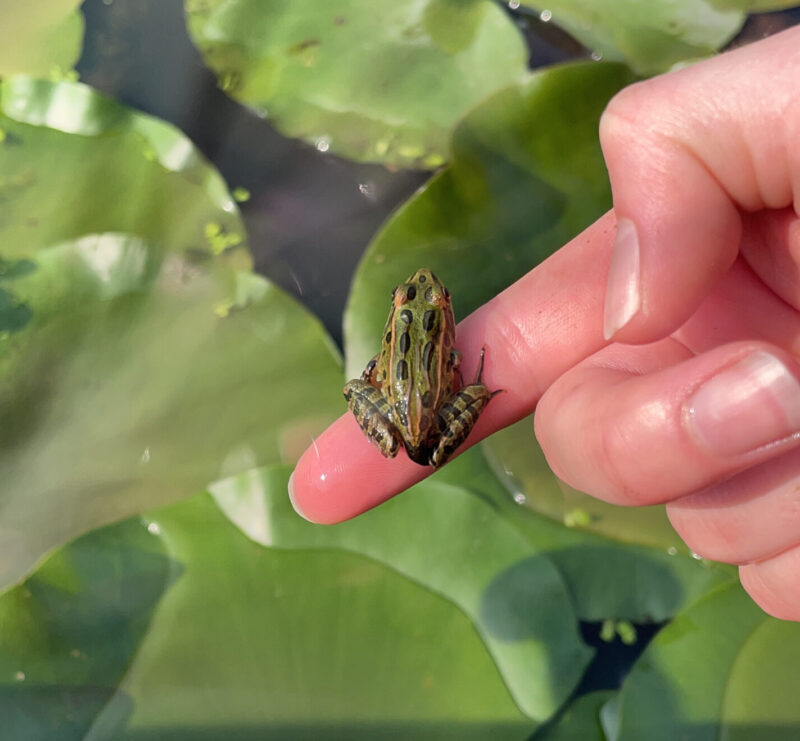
[{"left": 343, "top": 268, "right": 500, "bottom": 468}]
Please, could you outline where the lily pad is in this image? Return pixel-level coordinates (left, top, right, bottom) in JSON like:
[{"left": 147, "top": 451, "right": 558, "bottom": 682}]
[
  {"left": 610, "top": 581, "right": 800, "bottom": 740},
  {"left": 0, "top": 79, "right": 345, "bottom": 592},
  {"left": 343, "top": 61, "right": 635, "bottom": 378},
  {"left": 0, "top": 1, "right": 83, "bottom": 78},
  {"left": 0, "top": 235, "right": 342, "bottom": 594},
  {"left": 484, "top": 418, "right": 683, "bottom": 551},
  {"left": 537, "top": 691, "right": 616, "bottom": 741},
  {"left": 184, "top": 0, "right": 529, "bottom": 167},
  {"left": 713, "top": 0, "right": 800, "bottom": 10},
  {"left": 211, "top": 462, "right": 592, "bottom": 723},
  {"left": 0, "top": 76, "right": 247, "bottom": 265},
  {"left": 446, "top": 444, "right": 733, "bottom": 623},
  {"left": 0, "top": 517, "right": 173, "bottom": 740},
  {"left": 1, "top": 495, "right": 534, "bottom": 739},
  {"left": 519, "top": 0, "right": 743, "bottom": 75}
]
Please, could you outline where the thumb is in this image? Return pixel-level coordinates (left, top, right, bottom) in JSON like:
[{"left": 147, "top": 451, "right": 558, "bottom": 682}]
[{"left": 599, "top": 26, "right": 800, "bottom": 343}]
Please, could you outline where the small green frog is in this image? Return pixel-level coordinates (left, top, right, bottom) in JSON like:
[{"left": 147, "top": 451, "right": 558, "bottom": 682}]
[{"left": 343, "top": 268, "right": 499, "bottom": 468}]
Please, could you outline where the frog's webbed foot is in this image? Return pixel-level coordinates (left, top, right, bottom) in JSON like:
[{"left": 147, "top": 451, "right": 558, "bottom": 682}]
[
  {"left": 430, "top": 347, "right": 501, "bottom": 468},
  {"left": 343, "top": 379, "right": 401, "bottom": 458}
]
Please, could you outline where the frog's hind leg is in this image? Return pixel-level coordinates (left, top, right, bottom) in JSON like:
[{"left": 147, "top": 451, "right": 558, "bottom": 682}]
[
  {"left": 343, "top": 379, "right": 402, "bottom": 458},
  {"left": 430, "top": 348, "right": 501, "bottom": 468}
]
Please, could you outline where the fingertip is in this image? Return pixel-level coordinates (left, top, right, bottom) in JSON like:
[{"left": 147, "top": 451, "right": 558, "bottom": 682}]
[
  {"left": 739, "top": 552, "right": 800, "bottom": 622},
  {"left": 288, "top": 414, "right": 424, "bottom": 524},
  {"left": 287, "top": 469, "right": 314, "bottom": 523}
]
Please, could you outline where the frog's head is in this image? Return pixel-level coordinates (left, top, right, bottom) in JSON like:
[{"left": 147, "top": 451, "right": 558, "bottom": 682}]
[{"left": 398, "top": 268, "right": 450, "bottom": 308}]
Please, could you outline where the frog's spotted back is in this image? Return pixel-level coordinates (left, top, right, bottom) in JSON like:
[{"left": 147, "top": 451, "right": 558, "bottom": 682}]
[{"left": 344, "top": 268, "right": 499, "bottom": 468}]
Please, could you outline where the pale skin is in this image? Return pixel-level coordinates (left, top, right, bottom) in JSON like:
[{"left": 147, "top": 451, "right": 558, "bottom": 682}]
[{"left": 291, "top": 25, "right": 800, "bottom": 621}]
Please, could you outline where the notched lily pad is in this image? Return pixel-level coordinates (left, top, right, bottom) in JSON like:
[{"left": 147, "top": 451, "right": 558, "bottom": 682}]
[
  {"left": 210, "top": 462, "right": 592, "bottom": 723},
  {"left": 69, "top": 495, "right": 532, "bottom": 738},
  {"left": 184, "top": 0, "right": 529, "bottom": 167}
]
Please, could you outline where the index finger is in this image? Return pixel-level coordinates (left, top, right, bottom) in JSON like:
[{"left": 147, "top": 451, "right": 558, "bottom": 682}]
[{"left": 289, "top": 211, "right": 616, "bottom": 523}]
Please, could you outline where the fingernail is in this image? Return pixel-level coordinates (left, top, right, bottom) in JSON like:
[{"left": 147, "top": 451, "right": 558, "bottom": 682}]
[
  {"left": 603, "top": 218, "right": 641, "bottom": 340},
  {"left": 685, "top": 351, "right": 800, "bottom": 456},
  {"left": 287, "top": 470, "right": 312, "bottom": 522}
]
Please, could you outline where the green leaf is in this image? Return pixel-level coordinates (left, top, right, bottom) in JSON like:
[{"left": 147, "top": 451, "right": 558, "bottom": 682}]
[
  {"left": 184, "top": 0, "right": 529, "bottom": 167},
  {"left": 519, "top": 0, "right": 744, "bottom": 75},
  {"left": 343, "top": 61, "right": 635, "bottom": 377},
  {"left": 537, "top": 691, "right": 615, "bottom": 741},
  {"left": 0, "top": 77, "right": 247, "bottom": 264},
  {"left": 0, "top": 79, "right": 344, "bottom": 591},
  {"left": 612, "top": 581, "right": 800, "bottom": 740},
  {"left": 1, "top": 495, "right": 535, "bottom": 738},
  {"left": 0, "top": 517, "right": 173, "bottom": 740},
  {"left": 0, "top": 1, "right": 83, "bottom": 78},
  {"left": 712, "top": 0, "right": 800, "bottom": 9},
  {"left": 211, "top": 463, "right": 593, "bottom": 723},
  {"left": 486, "top": 419, "right": 682, "bottom": 551},
  {"left": 0, "top": 238, "right": 342, "bottom": 593},
  {"left": 482, "top": 419, "right": 734, "bottom": 622}
]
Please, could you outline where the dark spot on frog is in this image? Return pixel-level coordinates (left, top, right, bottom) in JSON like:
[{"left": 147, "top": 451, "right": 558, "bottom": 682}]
[
  {"left": 385, "top": 332, "right": 392, "bottom": 344},
  {"left": 406, "top": 285, "right": 417, "bottom": 301},
  {"left": 422, "top": 341, "right": 434, "bottom": 371},
  {"left": 400, "top": 309, "right": 413, "bottom": 324},
  {"left": 421, "top": 390, "right": 433, "bottom": 408},
  {"left": 397, "top": 359, "right": 409, "bottom": 381},
  {"left": 418, "top": 274, "right": 427, "bottom": 283},
  {"left": 422, "top": 310, "right": 436, "bottom": 331},
  {"left": 419, "top": 416, "right": 430, "bottom": 432},
  {"left": 399, "top": 331, "right": 411, "bottom": 354}
]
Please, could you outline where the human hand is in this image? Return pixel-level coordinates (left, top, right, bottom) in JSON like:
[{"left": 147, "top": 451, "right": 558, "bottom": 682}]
[{"left": 290, "top": 26, "right": 800, "bottom": 621}]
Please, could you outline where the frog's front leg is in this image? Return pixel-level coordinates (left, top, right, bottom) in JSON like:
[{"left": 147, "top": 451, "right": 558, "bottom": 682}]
[
  {"left": 343, "top": 379, "right": 402, "bottom": 458},
  {"left": 430, "top": 348, "right": 500, "bottom": 468}
]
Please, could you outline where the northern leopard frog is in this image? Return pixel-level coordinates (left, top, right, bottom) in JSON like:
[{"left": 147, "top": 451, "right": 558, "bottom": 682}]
[{"left": 343, "top": 268, "right": 499, "bottom": 468}]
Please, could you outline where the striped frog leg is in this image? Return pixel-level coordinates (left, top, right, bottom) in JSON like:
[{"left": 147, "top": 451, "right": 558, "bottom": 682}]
[
  {"left": 430, "top": 348, "right": 501, "bottom": 468},
  {"left": 343, "top": 378, "right": 402, "bottom": 459}
]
